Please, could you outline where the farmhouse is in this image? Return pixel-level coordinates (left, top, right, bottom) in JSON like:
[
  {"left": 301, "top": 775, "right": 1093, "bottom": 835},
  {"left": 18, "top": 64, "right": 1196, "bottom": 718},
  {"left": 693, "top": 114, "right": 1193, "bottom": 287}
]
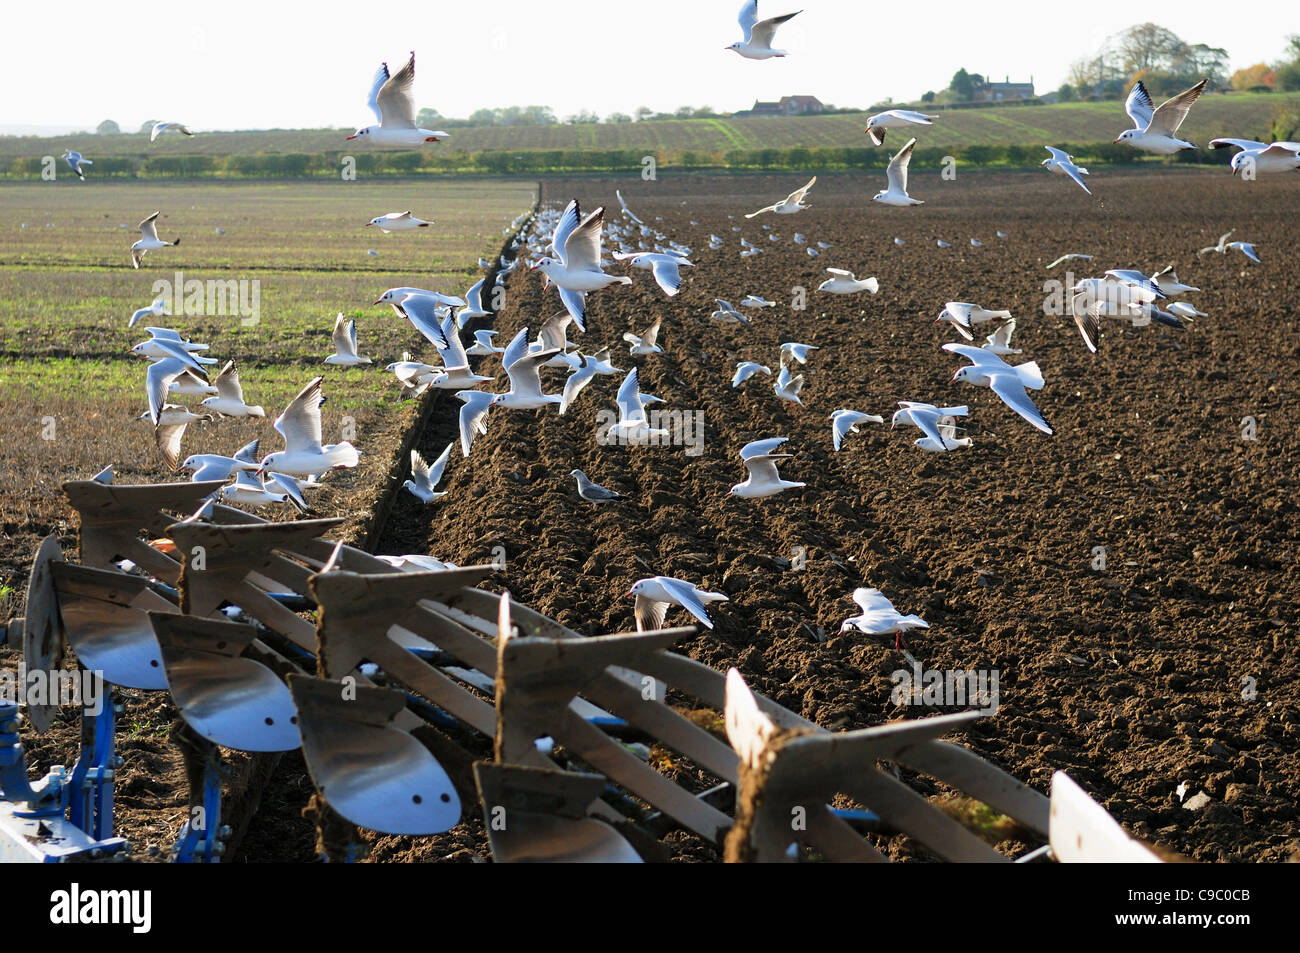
[
  {"left": 972, "top": 76, "right": 1036, "bottom": 102},
  {"left": 736, "top": 95, "right": 826, "bottom": 117}
]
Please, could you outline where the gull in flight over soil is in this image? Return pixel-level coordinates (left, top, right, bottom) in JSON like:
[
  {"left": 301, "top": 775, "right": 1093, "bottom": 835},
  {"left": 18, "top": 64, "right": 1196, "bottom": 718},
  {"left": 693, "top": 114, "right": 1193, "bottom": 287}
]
[
  {"left": 455, "top": 390, "right": 495, "bottom": 456},
  {"left": 466, "top": 329, "right": 504, "bottom": 356},
  {"left": 365, "top": 211, "right": 432, "bottom": 232},
  {"left": 182, "top": 439, "right": 261, "bottom": 483},
  {"left": 256, "top": 377, "right": 361, "bottom": 478},
  {"left": 145, "top": 359, "right": 206, "bottom": 426},
  {"left": 944, "top": 343, "right": 1052, "bottom": 436},
  {"left": 742, "top": 294, "right": 777, "bottom": 308},
  {"left": 730, "top": 441, "right": 804, "bottom": 498},
  {"left": 1115, "top": 79, "right": 1208, "bottom": 154},
  {"left": 610, "top": 367, "right": 668, "bottom": 440},
  {"left": 349, "top": 52, "right": 449, "bottom": 144},
  {"left": 150, "top": 404, "right": 213, "bottom": 470},
  {"left": 1150, "top": 265, "right": 1199, "bottom": 297},
  {"left": 222, "top": 471, "right": 310, "bottom": 513},
  {"left": 831, "top": 409, "right": 884, "bottom": 451},
  {"left": 404, "top": 444, "right": 452, "bottom": 503},
  {"left": 873, "top": 138, "right": 923, "bottom": 206},
  {"left": 864, "top": 109, "right": 938, "bottom": 146},
  {"left": 935, "top": 302, "right": 1011, "bottom": 341},
  {"left": 455, "top": 278, "right": 493, "bottom": 327},
  {"left": 711, "top": 299, "right": 752, "bottom": 327},
  {"left": 630, "top": 576, "right": 729, "bottom": 631},
  {"left": 726, "top": 1, "right": 801, "bottom": 59},
  {"left": 531, "top": 199, "right": 631, "bottom": 331},
  {"left": 1166, "top": 301, "right": 1207, "bottom": 320},
  {"left": 613, "top": 250, "right": 691, "bottom": 297},
  {"left": 615, "top": 189, "right": 643, "bottom": 224},
  {"left": 1047, "top": 253, "right": 1093, "bottom": 269},
  {"left": 150, "top": 122, "right": 194, "bottom": 141},
  {"left": 773, "top": 363, "right": 805, "bottom": 406},
  {"left": 818, "top": 268, "right": 879, "bottom": 295},
  {"left": 374, "top": 288, "right": 461, "bottom": 349},
  {"left": 915, "top": 419, "right": 971, "bottom": 452},
  {"left": 131, "top": 211, "right": 179, "bottom": 268},
  {"left": 324, "top": 313, "right": 372, "bottom": 366},
  {"left": 492, "top": 328, "right": 562, "bottom": 409},
  {"left": 1209, "top": 138, "right": 1300, "bottom": 175},
  {"left": 624, "top": 318, "right": 663, "bottom": 357},
  {"left": 201, "top": 361, "right": 265, "bottom": 417},
  {"left": 780, "top": 342, "right": 818, "bottom": 365},
  {"left": 571, "top": 469, "right": 626, "bottom": 505},
  {"left": 128, "top": 298, "right": 169, "bottom": 328},
  {"left": 891, "top": 402, "right": 970, "bottom": 451},
  {"left": 1197, "top": 230, "right": 1259, "bottom": 262},
  {"left": 745, "top": 176, "right": 816, "bottom": 218},
  {"left": 62, "top": 150, "right": 92, "bottom": 180},
  {"left": 982, "top": 320, "right": 1022, "bottom": 356},
  {"left": 559, "top": 348, "right": 621, "bottom": 415},
  {"left": 1041, "top": 147, "right": 1091, "bottom": 195},
  {"left": 840, "top": 588, "right": 929, "bottom": 649},
  {"left": 732, "top": 361, "right": 771, "bottom": 387}
]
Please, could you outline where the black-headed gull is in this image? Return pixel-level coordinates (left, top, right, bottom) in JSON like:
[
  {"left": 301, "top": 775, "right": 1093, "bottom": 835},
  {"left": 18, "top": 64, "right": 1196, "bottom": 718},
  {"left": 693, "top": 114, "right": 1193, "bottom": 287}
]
[
  {"left": 1166, "top": 301, "right": 1207, "bottom": 320},
  {"left": 742, "top": 294, "right": 776, "bottom": 308},
  {"left": 571, "top": 469, "right": 626, "bottom": 505},
  {"left": 455, "top": 278, "right": 492, "bottom": 327},
  {"left": 146, "top": 358, "right": 204, "bottom": 426},
  {"left": 530, "top": 200, "right": 631, "bottom": 328},
  {"left": 936, "top": 302, "right": 1013, "bottom": 341},
  {"left": 1210, "top": 138, "right": 1300, "bottom": 175},
  {"left": 150, "top": 122, "right": 193, "bottom": 141},
  {"left": 982, "top": 320, "right": 1021, "bottom": 356},
  {"left": 130, "top": 211, "right": 179, "bottom": 268},
  {"left": 151, "top": 404, "right": 213, "bottom": 470},
  {"left": 1041, "top": 147, "right": 1091, "bottom": 195},
  {"left": 726, "top": 1, "right": 801, "bottom": 60},
  {"left": 630, "top": 576, "right": 728, "bottom": 631},
  {"left": 732, "top": 361, "right": 770, "bottom": 387},
  {"left": 128, "top": 298, "right": 169, "bottom": 329},
  {"left": 492, "top": 328, "right": 562, "bottom": 409},
  {"left": 375, "top": 289, "right": 458, "bottom": 349},
  {"left": 817, "top": 268, "right": 879, "bottom": 294},
  {"left": 891, "top": 401, "right": 969, "bottom": 451},
  {"left": 623, "top": 318, "right": 663, "bottom": 357},
  {"left": 466, "top": 329, "right": 504, "bottom": 356},
  {"left": 611, "top": 367, "right": 668, "bottom": 440},
  {"left": 455, "top": 390, "right": 494, "bottom": 456},
  {"left": 1047, "top": 253, "right": 1093, "bottom": 269},
  {"left": 1150, "top": 265, "right": 1199, "bottom": 297},
  {"left": 325, "top": 313, "right": 372, "bottom": 366},
  {"left": 201, "top": 361, "right": 265, "bottom": 417},
  {"left": 62, "top": 150, "right": 92, "bottom": 180},
  {"left": 256, "top": 377, "right": 360, "bottom": 478},
  {"left": 944, "top": 344, "right": 1052, "bottom": 436},
  {"left": 864, "top": 109, "right": 938, "bottom": 147},
  {"left": 223, "top": 471, "right": 310, "bottom": 513},
  {"left": 405, "top": 444, "right": 452, "bottom": 503},
  {"left": 873, "top": 138, "right": 922, "bottom": 206},
  {"left": 1115, "top": 79, "right": 1207, "bottom": 154},
  {"left": 773, "top": 363, "right": 804, "bottom": 406},
  {"left": 1197, "top": 229, "right": 1259, "bottom": 262},
  {"left": 830, "top": 409, "right": 883, "bottom": 451},
  {"left": 559, "top": 349, "right": 621, "bottom": 416},
  {"left": 348, "top": 52, "right": 449, "bottom": 145},
  {"left": 730, "top": 443, "right": 804, "bottom": 498},
  {"left": 915, "top": 420, "right": 971, "bottom": 453},
  {"left": 365, "top": 211, "right": 431, "bottom": 232},
  {"left": 613, "top": 250, "right": 691, "bottom": 297},
  {"left": 182, "top": 439, "right": 261, "bottom": 482},
  {"left": 711, "top": 299, "right": 752, "bottom": 327},
  {"left": 745, "top": 176, "right": 815, "bottom": 218},
  {"left": 840, "top": 588, "right": 928, "bottom": 649},
  {"left": 779, "top": 341, "right": 818, "bottom": 365},
  {"left": 615, "top": 189, "right": 643, "bottom": 224}
]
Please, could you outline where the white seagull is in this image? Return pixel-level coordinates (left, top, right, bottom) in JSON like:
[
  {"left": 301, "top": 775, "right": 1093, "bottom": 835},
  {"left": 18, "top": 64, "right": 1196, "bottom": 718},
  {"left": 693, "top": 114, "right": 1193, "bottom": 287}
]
[
  {"left": 623, "top": 318, "right": 663, "bottom": 357},
  {"left": 559, "top": 349, "right": 621, "bottom": 416},
  {"left": 530, "top": 199, "right": 631, "bottom": 330},
  {"left": 629, "top": 576, "right": 729, "bottom": 631},
  {"left": 818, "top": 268, "right": 879, "bottom": 295},
  {"left": 729, "top": 444, "right": 805, "bottom": 499},
  {"left": 365, "top": 211, "right": 432, "bottom": 232},
  {"left": 944, "top": 343, "right": 1052, "bottom": 436},
  {"left": 873, "top": 138, "right": 923, "bottom": 206},
  {"left": 1197, "top": 229, "right": 1259, "bottom": 263},
  {"left": 62, "top": 150, "right": 92, "bottom": 180},
  {"left": 732, "top": 362, "right": 771, "bottom": 388},
  {"left": 773, "top": 363, "right": 805, "bottom": 406},
  {"left": 710, "top": 299, "right": 752, "bottom": 327},
  {"left": 256, "top": 377, "right": 361, "bottom": 478},
  {"left": 613, "top": 250, "right": 691, "bottom": 297},
  {"left": 1209, "top": 138, "right": 1300, "bottom": 175},
  {"left": 1150, "top": 265, "right": 1200, "bottom": 297},
  {"left": 348, "top": 52, "right": 449, "bottom": 145},
  {"left": 455, "top": 390, "right": 495, "bottom": 456},
  {"left": 455, "top": 278, "right": 493, "bottom": 327},
  {"left": 891, "top": 401, "right": 970, "bottom": 451},
  {"left": 128, "top": 298, "right": 169, "bottom": 328},
  {"left": 1041, "top": 147, "right": 1091, "bottom": 195},
  {"left": 840, "top": 588, "right": 929, "bottom": 649},
  {"left": 726, "top": 1, "right": 801, "bottom": 60},
  {"left": 830, "top": 409, "right": 883, "bottom": 451},
  {"left": 201, "top": 361, "right": 265, "bottom": 417},
  {"left": 466, "top": 329, "right": 504, "bottom": 356},
  {"left": 131, "top": 211, "right": 179, "bottom": 268},
  {"left": 915, "top": 420, "right": 972, "bottom": 453},
  {"left": 324, "top": 313, "right": 372, "bottom": 366},
  {"left": 982, "top": 320, "right": 1021, "bottom": 357},
  {"left": 935, "top": 302, "right": 1013, "bottom": 341},
  {"left": 745, "top": 176, "right": 815, "bottom": 218},
  {"left": 1115, "top": 79, "right": 1208, "bottom": 154},
  {"left": 150, "top": 122, "right": 194, "bottom": 141},
  {"left": 404, "top": 444, "right": 452, "bottom": 503},
  {"left": 864, "top": 110, "right": 938, "bottom": 147}
]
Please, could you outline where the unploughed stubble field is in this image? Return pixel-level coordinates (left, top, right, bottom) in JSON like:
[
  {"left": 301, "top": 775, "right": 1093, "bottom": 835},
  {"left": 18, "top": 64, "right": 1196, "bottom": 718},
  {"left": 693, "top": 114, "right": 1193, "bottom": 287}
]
[
  {"left": 0, "top": 178, "right": 537, "bottom": 611},
  {"left": 1, "top": 165, "right": 1297, "bottom": 862}
]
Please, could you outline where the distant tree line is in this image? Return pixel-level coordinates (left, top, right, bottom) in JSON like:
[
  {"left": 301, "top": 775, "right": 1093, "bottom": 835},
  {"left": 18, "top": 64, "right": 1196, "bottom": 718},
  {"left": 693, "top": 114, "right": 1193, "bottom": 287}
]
[{"left": 1057, "top": 22, "right": 1228, "bottom": 102}]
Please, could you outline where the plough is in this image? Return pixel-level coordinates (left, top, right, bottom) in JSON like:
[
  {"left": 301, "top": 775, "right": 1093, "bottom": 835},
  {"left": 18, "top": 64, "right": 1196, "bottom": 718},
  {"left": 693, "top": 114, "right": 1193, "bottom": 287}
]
[{"left": 0, "top": 474, "right": 1162, "bottom": 863}]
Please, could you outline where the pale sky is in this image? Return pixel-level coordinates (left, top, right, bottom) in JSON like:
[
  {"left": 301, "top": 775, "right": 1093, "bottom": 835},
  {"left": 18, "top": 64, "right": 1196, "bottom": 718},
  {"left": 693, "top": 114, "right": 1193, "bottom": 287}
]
[{"left": 4, "top": 1, "right": 1293, "bottom": 134}]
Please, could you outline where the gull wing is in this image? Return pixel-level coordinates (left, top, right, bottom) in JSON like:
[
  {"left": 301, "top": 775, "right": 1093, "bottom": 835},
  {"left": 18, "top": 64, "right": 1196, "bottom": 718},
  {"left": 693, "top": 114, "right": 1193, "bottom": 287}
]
[
  {"left": 615, "top": 189, "right": 643, "bottom": 225},
  {"left": 1124, "top": 81, "right": 1154, "bottom": 130},
  {"left": 852, "top": 587, "right": 895, "bottom": 615},
  {"left": 1061, "top": 161, "right": 1091, "bottom": 195},
  {"left": 751, "top": 8, "right": 799, "bottom": 48},
  {"left": 563, "top": 205, "right": 608, "bottom": 272},
  {"left": 737, "top": 0, "right": 758, "bottom": 42},
  {"left": 331, "top": 313, "right": 356, "bottom": 357},
  {"left": 155, "top": 417, "right": 188, "bottom": 470},
  {"left": 266, "top": 473, "right": 310, "bottom": 513},
  {"left": 1146, "top": 78, "right": 1206, "bottom": 136},
  {"left": 1209, "top": 137, "right": 1267, "bottom": 154},
  {"left": 616, "top": 367, "right": 646, "bottom": 421},
  {"left": 376, "top": 52, "right": 417, "bottom": 128},
  {"left": 145, "top": 357, "right": 194, "bottom": 426},
  {"left": 138, "top": 211, "right": 161, "bottom": 241},
  {"left": 457, "top": 391, "right": 494, "bottom": 456},
  {"left": 1070, "top": 294, "right": 1101, "bottom": 353},
  {"left": 642, "top": 318, "right": 661, "bottom": 347},
  {"left": 558, "top": 287, "right": 588, "bottom": 332},
  {"left": 657, "top": 578, "right": 717, "bottom": 629},
  {"left": 990, "top": 373, "right": 1053, "bottom": 435},
  {"left": 399, "top": 293, "right": 451, "bottom": 349},
  {"left": 887, "top": 138, "right": 916, "bottom": 193},
  {"left": 214, "top": 360, "right": 245, "bottom": 401},
  {"left": 364, "top": 61, "right": 390, "bottom": 124},
  {"left": 740, "top": 436, "right": 788, "bottom": 460},
  {"left": 551, "top": 199, "right": 582, "bottom": 264},
  {"left": 634, "top": 595, "right": 669, "bottom": 633},
  {"left": 501, "top": 326, "right": 531, "bottom": 370},
  {"left": 786, "top": 176, "right": 816, "bottom": 205},
  {"left": 942, "top": 341, "right": 1008, "bottom": 367},
  {"left": 233, "top": 439, "right": 262, "bottom": 466},
  {"left": 274, "top": 377, "right": 326, "bottom": 454},
  {"left": 505, "top": 349, "right": 558, "bottom": 398},
  {"left": 649, "top": 256, "right": 683, "bottom": 296},
  {"left": 438, "top": 311, "right": 469, "bottom": 366},
  {"left": 559, "top": 363, "right": 597, "bottom": 415}
]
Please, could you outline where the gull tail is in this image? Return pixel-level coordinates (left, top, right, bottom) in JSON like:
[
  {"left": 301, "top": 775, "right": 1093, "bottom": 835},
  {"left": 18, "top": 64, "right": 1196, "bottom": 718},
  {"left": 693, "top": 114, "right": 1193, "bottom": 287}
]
[
  {"left": 248, "top": 406, "right": 266, "bottom": 417},
  {"left": 325, "top": 442, "right": 360, "bottom": 468},
  {"left": 697, "top": 591, "right": 730, "bottom": 605},
  {"left": 1013, "top": 360, "right": 1045, "bottom": 391}
]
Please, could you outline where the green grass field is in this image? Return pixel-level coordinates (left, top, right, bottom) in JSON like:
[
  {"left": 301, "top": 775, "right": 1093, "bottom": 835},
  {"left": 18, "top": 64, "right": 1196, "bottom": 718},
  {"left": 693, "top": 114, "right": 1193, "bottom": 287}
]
[
  {"left": 0, "top": 178, "right": 536, "bottom": 586},
  {"left": 3, "top": 92, "right": 1296, "bottom": 163}
]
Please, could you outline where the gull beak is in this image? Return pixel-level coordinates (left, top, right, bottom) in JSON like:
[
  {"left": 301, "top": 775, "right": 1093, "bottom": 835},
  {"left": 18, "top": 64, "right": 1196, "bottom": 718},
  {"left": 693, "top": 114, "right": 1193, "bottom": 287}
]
[
  {"left": 625, "top": 589, "right": 635, "bottom": 597},
  {"left": 346, "top": 134, "right": 357, "bottom": 140},
  {"left": 950, "top": 371, "right": 962, "bottom": 383},
  {"left": 372, "top": 298, "right": 384, "bottom": 305},
  {"left": 1112, "top": 137, "right": 1121, "bottom": 144}
]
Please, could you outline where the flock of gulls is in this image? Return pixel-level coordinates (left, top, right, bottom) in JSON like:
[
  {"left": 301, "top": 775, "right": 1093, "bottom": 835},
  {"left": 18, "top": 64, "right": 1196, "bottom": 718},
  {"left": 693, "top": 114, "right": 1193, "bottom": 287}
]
[{"left": 82, "top": 1, "right": 1284, "bottom": 643}]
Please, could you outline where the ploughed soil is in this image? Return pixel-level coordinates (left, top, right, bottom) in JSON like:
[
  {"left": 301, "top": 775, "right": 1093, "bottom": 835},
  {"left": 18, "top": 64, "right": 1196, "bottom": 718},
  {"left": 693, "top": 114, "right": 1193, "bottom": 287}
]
[{"left": 7, "top": 168, "right": 1299, "bottom": 862}]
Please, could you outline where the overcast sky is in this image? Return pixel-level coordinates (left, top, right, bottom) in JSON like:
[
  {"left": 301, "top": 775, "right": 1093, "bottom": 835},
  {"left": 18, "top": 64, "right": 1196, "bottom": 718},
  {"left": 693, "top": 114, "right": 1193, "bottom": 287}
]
[{"left": 4, "top": 1, "right": 1293, "bottom": 134}]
